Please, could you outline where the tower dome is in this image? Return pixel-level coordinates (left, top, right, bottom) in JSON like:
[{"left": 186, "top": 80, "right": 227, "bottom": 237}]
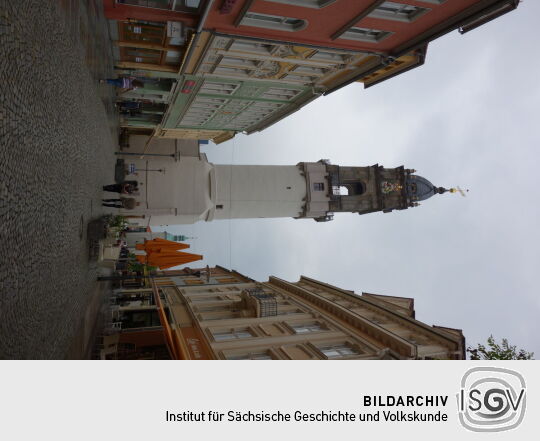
[{"left": 406, "top": 175, "right": 448, "bottom": 202}]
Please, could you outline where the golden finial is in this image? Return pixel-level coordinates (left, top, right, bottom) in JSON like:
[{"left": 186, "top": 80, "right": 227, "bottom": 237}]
[{"left": 450, "top": 187, "right": 469, "bottom": 197}]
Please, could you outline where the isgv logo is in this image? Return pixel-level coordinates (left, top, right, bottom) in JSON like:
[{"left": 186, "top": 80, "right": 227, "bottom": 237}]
[{"left": 457, "top": 367, "right": 526, "bottom": 432}]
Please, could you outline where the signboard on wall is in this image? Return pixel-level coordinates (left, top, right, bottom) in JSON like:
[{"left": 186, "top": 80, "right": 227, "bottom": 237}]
[{"left": 167, "top": 21, "right": 183, "bottom": 38}]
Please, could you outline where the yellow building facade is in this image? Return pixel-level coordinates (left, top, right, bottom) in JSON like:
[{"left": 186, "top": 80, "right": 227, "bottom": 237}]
[{"left": 100, "top": 267, "right": 464, "bottom": 360}]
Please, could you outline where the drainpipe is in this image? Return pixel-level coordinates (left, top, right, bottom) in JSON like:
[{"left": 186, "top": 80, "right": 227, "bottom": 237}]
[
  {"left": 197, "top": 0, "right": 215, "bottom": 33},
  {"left": 179, "top": 0, "right": 215, "bottom": 75}
]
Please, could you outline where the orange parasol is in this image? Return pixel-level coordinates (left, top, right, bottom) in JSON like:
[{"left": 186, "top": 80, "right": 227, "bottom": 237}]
[
  {"left": 135, "top": 238, "right": 190, "bottom": 251},
  {"left": 136, "top": 250, "right": 203, "bottom": 269}
]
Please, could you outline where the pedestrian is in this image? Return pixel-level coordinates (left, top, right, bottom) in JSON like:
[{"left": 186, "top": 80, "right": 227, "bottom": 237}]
[
  {"left": 117, "top": 100, "right": 142, "bottom": 116},
  {"left": 100, "top": 77, "right": 144, "bottom": 94},
  {"left": 103, "top": 181, "right": 139, "bottom": 194},
  {"left": 102, "top": 197, "right": 140, "bottom": 209},
  {"left": 117, "top": 101, "right": 141, "bottom": 110}
]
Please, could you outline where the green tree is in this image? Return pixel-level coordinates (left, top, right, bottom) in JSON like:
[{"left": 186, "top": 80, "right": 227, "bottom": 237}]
[
  {"left": 107, "top": 215, "right": 128, "bottom": 232},
  {"left": 467, "top": 335, "right": 534, "bottom": 360}
]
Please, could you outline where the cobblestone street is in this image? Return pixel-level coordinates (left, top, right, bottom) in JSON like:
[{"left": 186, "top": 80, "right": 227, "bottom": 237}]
[{"left": 0, "top": 0, "right": 117, "bottom": 358}]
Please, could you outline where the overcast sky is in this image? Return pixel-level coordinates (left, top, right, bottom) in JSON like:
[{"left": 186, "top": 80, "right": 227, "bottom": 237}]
[{"left": 156, "top": 2, "right": 540, "bottom": 357}]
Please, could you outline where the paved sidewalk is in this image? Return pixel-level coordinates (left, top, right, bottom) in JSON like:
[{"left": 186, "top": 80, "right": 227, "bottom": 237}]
[{"left": 0, "top": 0, "right": 118, "bottom": 358}]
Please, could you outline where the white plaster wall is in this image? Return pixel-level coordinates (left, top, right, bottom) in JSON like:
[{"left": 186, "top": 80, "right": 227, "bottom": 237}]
[
  {"left": 213, "top": 165, "right": 306, "bottom": 220},
  {"left": 128, "top": 136, "right": 199, "bottom": 157},
  {"left": 303, "top": 162, "right": 330, "bottom": 217},
  {"left": 122, "top": 156, "right": 214, "bottom": 225}
]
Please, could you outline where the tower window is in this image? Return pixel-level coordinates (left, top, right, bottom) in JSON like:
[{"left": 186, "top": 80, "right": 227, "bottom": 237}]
[
  {"left": 313, "top": 182, "right": 325, "bottom": 191},
  {"left": 216, "top": 204, "right": 224, "bottom": 209},
  {"left": 341, "top": 182, "right": 366, "bottom": 196}
]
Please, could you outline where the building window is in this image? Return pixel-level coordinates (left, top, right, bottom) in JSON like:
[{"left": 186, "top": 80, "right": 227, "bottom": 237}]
[
  {"left": 278, "top": 308, "right": 304, "bottom": 315},
  {"left": 185, "top": 279, "right": 204, "bottom": 285},
  {"left": 212, "top": 328, "right": 254, "bottom": 342},
  {"left": 200, "top": 311, "right": 242, "bottom": 321},
  {"left": 262, "top": 87, "right": 301, "bottom": 101},
  {"left": 240, "top": 12, "right": 308, "bottom": 32},
  {"left": 317, "top": 343, "right": 361, "bottom": 359},
  {"left": 216, "top": 277, "right": 238, "bottom": 284},
  {"left": 368, "top": 2, "right": 430, "bottom": 23},
  {"left": 313, "top": 182, "right": 325, "bottom": 191},
  {"left": 118, "top": 309, "right": 162, "bottom": 329},
  {"left": 195, "top": 304, "right": 226, "bottom": 312},
  {"left": 226, "top": 351, "right": 273, "bottom": 360},
  {"left": 229, "top": 40, "right": 276, "bottom": 55},
  {"left": 199, "top": 81, "right": 239, "bottom": 96},
  {"left": 291, "top": 323, "right": 325, "bottom": 334},
  {"left": 117, "top": 0, "right": 202, "bottom": 12},
  {"left": 191, "top": 296, "right": 224, "bottom": 302},
  {"left": 263, "top": 0, "right": 336, "bottom": 8},
  {"left": 216, "top": 204, "right": 224, "bottom": 209},
  {"left": 339, "top": 27, "right": 392, "bottom": 43}
]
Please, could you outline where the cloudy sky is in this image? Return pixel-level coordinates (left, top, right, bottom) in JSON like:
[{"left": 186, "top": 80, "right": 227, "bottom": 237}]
[{"left": 157, "top": 2, "right": 540, "bottom": 357}]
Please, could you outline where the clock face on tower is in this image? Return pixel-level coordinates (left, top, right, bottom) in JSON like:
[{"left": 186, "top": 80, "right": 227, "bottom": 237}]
[{"left": 381, "top": 181, "right": 402, "bottom": 194}]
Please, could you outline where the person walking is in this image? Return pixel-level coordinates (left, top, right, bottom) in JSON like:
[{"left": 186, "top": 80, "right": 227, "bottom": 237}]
[
  {"left": 117, "top": 100, "right": 142, "bottom": 116},
  {"left": 100, "top": 77, "right": 144, "bottom": 94},
  {"left": 103, "top": 181, "right": 139, "bottom": 194},
  {"left": 102, "top": 197, "right": 140, "bottom": 209}
]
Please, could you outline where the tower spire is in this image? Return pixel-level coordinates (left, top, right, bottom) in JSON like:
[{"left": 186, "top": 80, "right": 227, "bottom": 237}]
[{"left": 449, "top": 186, "right": 469, "bottom": 196}]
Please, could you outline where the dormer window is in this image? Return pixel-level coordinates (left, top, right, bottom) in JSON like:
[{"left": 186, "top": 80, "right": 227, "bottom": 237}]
[
  {"left": 117, "top": 0, "right": 202, "bottom": 13},
  {"left": 240, "top": 12, "right": 308, "bottom": 32},
  {"left": 368, "top": 2, "right": 430, "bottom": 23},
  {"left": 263, "top": 0, "right": 336, "bottom": 8},
  {"left": 339, "top": 27, "right": 392, "bottom": 43}
]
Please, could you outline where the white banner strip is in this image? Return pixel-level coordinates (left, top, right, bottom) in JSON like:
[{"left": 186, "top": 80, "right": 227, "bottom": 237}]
[{"left": 0, "top": 361, "right": 537, "bottom": 440}]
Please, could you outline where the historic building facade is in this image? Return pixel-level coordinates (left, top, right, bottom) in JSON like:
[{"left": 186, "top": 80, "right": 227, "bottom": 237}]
[
  {"left": 99, "top": 266, "right": 465, "bottom": 359},
  {"left": 103, "top": 0, "right": 519, "bottom": 143}
]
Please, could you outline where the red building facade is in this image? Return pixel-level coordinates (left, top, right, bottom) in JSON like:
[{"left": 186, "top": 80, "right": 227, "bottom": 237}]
[
  {"left": 101, "top": 1, "right": 518, "bottom": 141},
  {"left": 103, "top": 1, "right": 518, "bottom": 91},
  {"left": 205, "top": 1, "right": 518, "bottom": 54}
]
